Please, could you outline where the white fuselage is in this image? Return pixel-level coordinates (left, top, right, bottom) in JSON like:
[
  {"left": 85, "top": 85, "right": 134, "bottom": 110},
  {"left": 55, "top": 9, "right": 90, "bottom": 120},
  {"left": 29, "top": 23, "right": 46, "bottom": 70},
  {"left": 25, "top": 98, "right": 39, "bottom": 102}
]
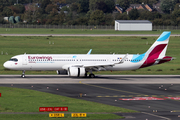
[{"left": 3, "top": 54, "right": 145, "bottom": 71}]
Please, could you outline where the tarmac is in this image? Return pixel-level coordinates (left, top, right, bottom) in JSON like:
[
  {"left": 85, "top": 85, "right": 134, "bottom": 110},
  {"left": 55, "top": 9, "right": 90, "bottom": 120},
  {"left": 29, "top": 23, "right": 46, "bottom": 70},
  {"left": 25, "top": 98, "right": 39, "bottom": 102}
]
[{"left": 0, "top": 75, "right": 180, "bottom": 119}]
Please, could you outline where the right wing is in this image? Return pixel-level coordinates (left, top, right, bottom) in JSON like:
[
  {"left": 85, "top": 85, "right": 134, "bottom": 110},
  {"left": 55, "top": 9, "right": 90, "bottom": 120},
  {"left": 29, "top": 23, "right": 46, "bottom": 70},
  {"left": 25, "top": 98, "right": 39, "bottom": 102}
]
[{"left": 87, "top": 49, "right": 92, "bottom": 55}]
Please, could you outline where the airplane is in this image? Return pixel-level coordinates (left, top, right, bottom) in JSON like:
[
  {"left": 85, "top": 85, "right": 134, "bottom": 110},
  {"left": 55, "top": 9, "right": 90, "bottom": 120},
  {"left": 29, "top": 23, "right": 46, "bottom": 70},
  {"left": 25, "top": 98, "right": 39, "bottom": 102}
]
[{"left": 3, "top": 31, "right": 173, "bottom": 78}]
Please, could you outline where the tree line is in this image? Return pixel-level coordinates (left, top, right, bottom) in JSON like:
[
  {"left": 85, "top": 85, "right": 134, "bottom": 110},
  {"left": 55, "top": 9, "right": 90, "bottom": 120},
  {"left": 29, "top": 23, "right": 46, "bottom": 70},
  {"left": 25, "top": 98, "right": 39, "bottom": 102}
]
[{"left": 1, "top": 0, "right": 180, "bottom": 26}]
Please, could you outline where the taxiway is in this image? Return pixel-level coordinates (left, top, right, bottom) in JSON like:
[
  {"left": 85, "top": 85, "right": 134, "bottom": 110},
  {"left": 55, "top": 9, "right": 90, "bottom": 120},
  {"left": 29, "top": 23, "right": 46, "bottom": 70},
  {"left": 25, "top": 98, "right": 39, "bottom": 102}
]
[
  {"left": 1, "top": 75, "right": 180, "bottom": 120},
  {"left": 0, "top": 75, "right": 180, "bottom": 84}
]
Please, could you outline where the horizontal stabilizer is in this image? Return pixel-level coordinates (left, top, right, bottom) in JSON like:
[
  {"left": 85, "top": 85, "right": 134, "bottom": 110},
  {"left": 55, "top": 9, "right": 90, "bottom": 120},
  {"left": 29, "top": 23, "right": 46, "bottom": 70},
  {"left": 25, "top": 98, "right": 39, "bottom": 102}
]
[{"left": 155, "top": 58, "right": 174, "bottom": 61}]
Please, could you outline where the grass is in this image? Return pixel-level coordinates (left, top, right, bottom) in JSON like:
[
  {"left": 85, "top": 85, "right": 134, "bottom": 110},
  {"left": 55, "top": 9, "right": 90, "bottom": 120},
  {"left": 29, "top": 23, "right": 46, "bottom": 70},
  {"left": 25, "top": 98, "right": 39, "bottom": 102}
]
[
  {"left": 0, "top": 28, "right": 180, "bottom": 34},
  {"left": 0, "top": 114, "right": 124, "bottom": 120},
  {"left": 0, "top": 87, "right": 134, "bottom": 119},
  {"left": 0, "top": 87, "right": 136, "bottom": 113},
  {"left": 0, "top": 36, "right": 179, "bottom": 75}
]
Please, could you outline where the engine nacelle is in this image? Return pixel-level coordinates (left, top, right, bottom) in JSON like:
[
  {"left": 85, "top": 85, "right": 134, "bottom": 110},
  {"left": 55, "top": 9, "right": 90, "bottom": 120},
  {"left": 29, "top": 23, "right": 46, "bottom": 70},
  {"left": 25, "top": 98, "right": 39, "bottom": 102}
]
[
  {"left": 56, "top": 70, "right": 68, "bottom": 75},
  {"left": 68, "top": 67, "right": 86, "bottom": 77}
]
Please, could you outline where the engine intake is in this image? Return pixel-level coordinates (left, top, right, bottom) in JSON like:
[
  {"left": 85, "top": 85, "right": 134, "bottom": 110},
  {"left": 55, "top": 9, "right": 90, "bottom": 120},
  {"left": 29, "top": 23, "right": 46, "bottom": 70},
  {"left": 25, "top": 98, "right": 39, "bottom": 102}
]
[{"left": 68, "top": 67, "right": 86, "bottom": 77}]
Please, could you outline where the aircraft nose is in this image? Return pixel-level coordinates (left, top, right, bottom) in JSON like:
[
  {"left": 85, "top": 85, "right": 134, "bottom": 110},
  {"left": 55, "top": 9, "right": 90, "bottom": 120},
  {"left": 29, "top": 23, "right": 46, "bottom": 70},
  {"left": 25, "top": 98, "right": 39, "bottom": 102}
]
[{"left": 3, "top": 61, "right": 10, "bottom": 69}]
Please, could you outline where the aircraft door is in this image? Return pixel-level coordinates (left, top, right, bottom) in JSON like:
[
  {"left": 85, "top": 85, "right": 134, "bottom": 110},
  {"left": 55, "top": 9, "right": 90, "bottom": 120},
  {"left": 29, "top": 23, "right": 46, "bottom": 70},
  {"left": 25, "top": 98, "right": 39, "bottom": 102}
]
[
  {"left": 22, "top": 56, "right": 27, "bottom": 65},
  {"left": 106, "top": 58, "right": 110, "bottom": 62}
]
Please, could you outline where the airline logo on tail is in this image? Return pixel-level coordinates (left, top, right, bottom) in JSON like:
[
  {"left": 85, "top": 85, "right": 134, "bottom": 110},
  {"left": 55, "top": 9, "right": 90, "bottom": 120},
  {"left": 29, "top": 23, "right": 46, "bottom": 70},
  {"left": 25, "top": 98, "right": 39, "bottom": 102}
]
[{"left": 140, "top": 31, "right": 172, "bottom": 68}]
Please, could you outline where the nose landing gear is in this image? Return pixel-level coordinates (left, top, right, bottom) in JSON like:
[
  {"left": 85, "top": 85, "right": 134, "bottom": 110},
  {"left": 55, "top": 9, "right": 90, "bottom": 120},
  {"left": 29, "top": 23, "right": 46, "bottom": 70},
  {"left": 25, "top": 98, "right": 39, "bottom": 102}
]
[{"left": 21, "top": 70, "right": 25, "bottom": 78}]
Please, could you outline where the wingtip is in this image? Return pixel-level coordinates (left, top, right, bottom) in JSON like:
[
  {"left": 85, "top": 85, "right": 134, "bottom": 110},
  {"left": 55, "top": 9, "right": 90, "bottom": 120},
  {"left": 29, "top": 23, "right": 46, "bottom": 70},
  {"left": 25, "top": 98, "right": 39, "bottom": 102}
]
[{"left": 87, "top": 49, "right": 92, "bottom": 55}]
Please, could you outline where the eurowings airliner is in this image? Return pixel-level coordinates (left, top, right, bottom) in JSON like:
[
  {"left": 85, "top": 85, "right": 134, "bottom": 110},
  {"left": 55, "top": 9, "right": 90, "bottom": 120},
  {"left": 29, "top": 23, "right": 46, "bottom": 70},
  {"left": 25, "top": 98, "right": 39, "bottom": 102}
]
[{"left": 3, "top": 32, "right": 173, "bottom": 78}]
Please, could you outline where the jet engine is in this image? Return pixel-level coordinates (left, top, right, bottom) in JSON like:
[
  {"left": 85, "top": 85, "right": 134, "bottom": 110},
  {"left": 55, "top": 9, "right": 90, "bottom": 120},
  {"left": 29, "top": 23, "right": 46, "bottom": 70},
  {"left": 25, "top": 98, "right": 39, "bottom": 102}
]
[
  {"left": 68, "top": 67, "right": 86, "bottom": 77},
  {"left": 56, "top": 70, "right": 68, "bottom": 75}
]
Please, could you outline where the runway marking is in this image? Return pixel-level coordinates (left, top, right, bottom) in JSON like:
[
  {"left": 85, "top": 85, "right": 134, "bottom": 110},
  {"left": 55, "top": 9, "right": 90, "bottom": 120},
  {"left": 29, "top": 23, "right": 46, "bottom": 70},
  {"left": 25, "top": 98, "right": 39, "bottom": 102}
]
[
  {"left": 79, "top": 82, "right": 140, "bottom": 95},
  {"left": 79, "top": 80, "right": 180, "bottom": 103},
  {"left": 165, "top": 97, "right": 180, "bottom": 100},
  {"left": 120, "top": 97, "right": 165, "bottom": 101},
  {"left": 164, "top": 97, "right": 180, "bottom": 103},
  {"left": 113, "top": 95, "right": 118, "bottom": 97},
  {"left": 97, "top": 95, "right": 179, "bottom": 98},
  {"left": 142, "top": 112, "right": 171, "bottom": 120},
  {"left": 171, "top": 110, "right": 180, "bottom": 112}
]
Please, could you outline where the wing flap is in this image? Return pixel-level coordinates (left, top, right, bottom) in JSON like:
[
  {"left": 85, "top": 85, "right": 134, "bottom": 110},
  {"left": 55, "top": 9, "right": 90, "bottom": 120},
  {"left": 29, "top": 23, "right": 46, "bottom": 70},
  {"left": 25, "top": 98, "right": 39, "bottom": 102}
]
[
  {"left": 84, "top": 63, "right": 114, "bottom": 68},
  {"left": 62, "top": 63, "right": 114, "bottom": 71}
]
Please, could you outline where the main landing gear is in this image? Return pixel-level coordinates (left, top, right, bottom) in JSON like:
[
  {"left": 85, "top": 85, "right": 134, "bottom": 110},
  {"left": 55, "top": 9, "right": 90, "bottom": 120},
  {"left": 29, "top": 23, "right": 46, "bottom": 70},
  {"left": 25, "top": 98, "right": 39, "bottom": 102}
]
[
  {"left": 21, "top": 70, "right": 25, "bottom": 78},
  {"left": 85, "top": 72, "right": 95, "bottom": 78},
  {"left": 87, "top": 70, "right": 95, "bottom": 78},
  {"left": 89, "top": 73, "right": 95, "bottom": 78}
]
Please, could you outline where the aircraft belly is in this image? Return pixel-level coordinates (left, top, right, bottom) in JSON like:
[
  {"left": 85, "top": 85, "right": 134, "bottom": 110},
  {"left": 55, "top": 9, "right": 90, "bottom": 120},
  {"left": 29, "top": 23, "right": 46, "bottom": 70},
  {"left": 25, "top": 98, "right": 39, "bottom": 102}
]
[{"left": 108, "top": 62, "right": 142, "bottom": 71}]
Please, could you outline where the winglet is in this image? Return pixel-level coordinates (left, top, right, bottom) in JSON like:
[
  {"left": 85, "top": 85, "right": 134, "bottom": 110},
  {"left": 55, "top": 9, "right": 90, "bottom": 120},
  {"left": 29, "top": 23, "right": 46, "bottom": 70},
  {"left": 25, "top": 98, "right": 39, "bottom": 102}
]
[
  {"left": 120, "top": 54, "right": 128, "bottom": 63},
  {"left": 87, "top": 49, "right": 92, "bottom": 55},
  {"left": 116, "top": 53, "right": 128, "bottom": 64}
]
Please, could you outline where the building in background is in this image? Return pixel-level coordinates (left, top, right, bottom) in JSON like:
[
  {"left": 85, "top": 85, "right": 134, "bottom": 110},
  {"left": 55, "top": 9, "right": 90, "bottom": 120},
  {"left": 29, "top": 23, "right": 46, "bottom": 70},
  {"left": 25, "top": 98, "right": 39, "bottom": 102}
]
[
  {"left": 116, "top": 4, "right": 154, "bottom": 14},
  {"left": 115, "top": 4, "right": 124, "bottom": 13},
  {"left": 115, "top": 20, "right": 152, "bottom": 31}
]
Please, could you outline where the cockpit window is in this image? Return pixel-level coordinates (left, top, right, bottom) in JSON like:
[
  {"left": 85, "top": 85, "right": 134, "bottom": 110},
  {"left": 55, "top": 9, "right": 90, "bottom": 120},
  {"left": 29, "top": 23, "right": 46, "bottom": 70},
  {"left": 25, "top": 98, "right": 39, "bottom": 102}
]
[{"left": 9, "top": 58, "right": 18, "bottom": 62}]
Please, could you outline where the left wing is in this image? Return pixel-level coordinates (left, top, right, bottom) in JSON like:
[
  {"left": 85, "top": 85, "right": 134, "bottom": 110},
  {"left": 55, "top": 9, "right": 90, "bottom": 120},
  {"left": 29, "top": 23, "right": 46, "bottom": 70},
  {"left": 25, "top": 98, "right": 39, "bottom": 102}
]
[
  {"left": 84, "top": 63, "right": 115, "bottom": 71},
  {"left": 84, "top": 63, "right": 114, "bottom": 68},
  {"left": 83, "top": 54, "right": 128, "bottom": 71},
  {"left": 62, "top": 63, "right": 114, "bottom": 71}
]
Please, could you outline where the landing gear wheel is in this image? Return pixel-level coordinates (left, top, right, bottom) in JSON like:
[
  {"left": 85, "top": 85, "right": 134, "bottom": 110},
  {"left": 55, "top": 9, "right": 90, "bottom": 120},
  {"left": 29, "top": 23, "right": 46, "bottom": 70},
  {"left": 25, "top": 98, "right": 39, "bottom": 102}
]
[
  {"left": 21, "top": 74, "right": 25, "bottom": 78},
  {"left": 89, "top": 74, "right": 95, "bottom": 78},
  {"left": 21, "top": 70, "right": 25, "bottom": 78}
]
